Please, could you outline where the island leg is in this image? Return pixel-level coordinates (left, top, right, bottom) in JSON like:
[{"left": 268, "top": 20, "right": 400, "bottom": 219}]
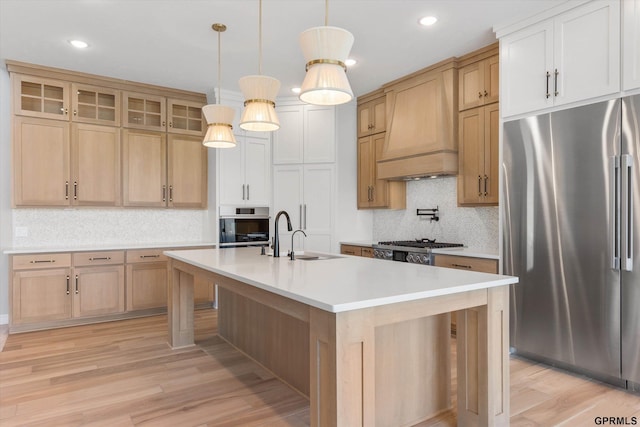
[
  {"left": 167, "top": 259, "right": 195, "bottom": 349},
  {"left": 309, "top": 307, "right": 376, "bottom": 427},
  {"left": 457, "top": 286, "right": 509, "bottom": 426}
]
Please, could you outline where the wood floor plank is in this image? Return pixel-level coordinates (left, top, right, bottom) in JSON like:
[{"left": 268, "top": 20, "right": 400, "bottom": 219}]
[{"left": 1, "top": 309, "right": 639, "bottom": 426}]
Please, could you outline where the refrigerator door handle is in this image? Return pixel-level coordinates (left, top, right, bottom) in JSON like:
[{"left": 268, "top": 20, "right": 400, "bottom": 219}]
[
  {"left": 622, "top": 154, "right": 633, "bottom": 271},
  {"left": 611, "top": 156, "right": 621, "bottom": 270}
]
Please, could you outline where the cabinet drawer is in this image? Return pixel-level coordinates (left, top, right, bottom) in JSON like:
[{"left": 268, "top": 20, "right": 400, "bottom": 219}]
[
  {"left": 340, "top": 244, "right": 363, "bottom": 256},
  {"left": 433, "top": 254, "right": 498, "bottom": 274},
  {"left": 126, "top": 248, "right": 168, "bottom": 263},
  {"left": 361, "top": 247, "right": 374, "bottom": 258},
  {"left": 12, "top": 253, "right": 71, "bottom": 270},
  {"left": 73, "top": 251, "right": 125, "bottom": 266}
]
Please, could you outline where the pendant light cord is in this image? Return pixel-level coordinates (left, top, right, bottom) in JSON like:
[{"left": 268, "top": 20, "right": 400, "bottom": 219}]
[
  {"left": 217, "top": 28, "right": 221, "bottom": 104},
  {"left": 259, "top": 0, "right": 263, "bottom": 75},
  {"left": 325, "top": 0, "right": 328, "bottom": 26}
]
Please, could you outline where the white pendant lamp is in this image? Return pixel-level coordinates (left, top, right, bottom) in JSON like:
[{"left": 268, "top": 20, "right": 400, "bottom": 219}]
[
  {"left": 203, "top": 23, "right": 237, "bottom": 148},
  {"left": 239, "top": 0, "right": 281, "bottom": 132},
  {"left": 299, "top": 0, "right": 354, "bottom": 106}
]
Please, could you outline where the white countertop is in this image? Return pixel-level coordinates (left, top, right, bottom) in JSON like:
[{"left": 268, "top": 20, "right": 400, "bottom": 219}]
[
  {"left": 165, "top": 247, "right": 517, "bottom": 313},
  {"left": 339, "top": 240, "right": 376, "bottom": 247},
  {"left": 3, "top": 241, "right": 217, "bottom": 255},
  {"left": 431, "top": 247, "right": 499, "bottom": 260}
]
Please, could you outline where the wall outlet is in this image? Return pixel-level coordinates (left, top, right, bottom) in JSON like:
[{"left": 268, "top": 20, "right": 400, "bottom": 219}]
[{"left": 15, "top": 226, "right": 28, "bottom": 237}]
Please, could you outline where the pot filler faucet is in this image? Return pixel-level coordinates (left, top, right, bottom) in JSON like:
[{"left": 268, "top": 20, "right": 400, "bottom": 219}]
[{"left": 273, "top": 210, "right": 293, "bottom": 257}]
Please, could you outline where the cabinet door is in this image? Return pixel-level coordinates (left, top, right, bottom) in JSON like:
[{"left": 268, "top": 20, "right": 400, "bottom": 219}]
[
  {"left": 554, "top": 0, "right": 620, "bottom": 106},
  {"left": 72, "top": 83, "right": 120, "bottom": 126},
  {"left": 370, "top": 133, "right": 393, "bottom": 208},
  {"left": 357, "top": 102, "right": 373, "bottom": 137},
  {"left": 304, "top": 105, "right": 335, "bottom": 163},
  {"left": 484, "top": 55, "right": 500, "bottom": 105},
  {"left": 273, "top": 105, "right": 304, "bottom": 164},
  {"left": 458, "top": 108, "right": 484, "bottom": 205},
  {"left": 167, "top": 98, "right": 204, "bottom": 136},
  {"left": 73, "top": 265, "right": 125, "bottom": 318},
  {"left": 357, "top": 136, "right": 374, "bottom": 208},
  {"left": 370, "top": 96, "right": 386, "bottom": 134},
  {"left": 13, "top": 75, "right": 70, "bottom": 120},
  {"left": 624, "top": 0, "right": 640, "bottom": 91},
  {"left": 122, "top": 129, "right": 167, "bottom": 207},
  {"left": 126, "top": 262, "right": 168, "bottom": 310},
  {"left": 12, "top": 268, "right": 72, "bottom": 324},
  {"left": 244, "top": 136, "right": 270, "bottom": 206},
  {"left": 303, "top": 164, "right": 334, "bottom": 252},
  {"left": 13, "top": 117, "right": 70, "bottom": 206},
  {"left": 71, "top": 123, "right": 121, "bottom": 206},
  {"left": 459, "top": 61, "right": 484, "bottom": 111},
  {"left": 122, "top": 91, "right": 166, "bottom": 131},
  {"left": 218, "top": 138, "right": 245, "bottom": 205},
  {"left": 500, "top": 20, "right": 554, "bottom": 117},
  {"left": 483, "top": 104, "right": 500, "bottom": 205},
  {"left": 273, "top": 165, "right": 304, "bottom": 231},
  {"left": 167, "top": 134, "right": 207, "bottom": 208}
]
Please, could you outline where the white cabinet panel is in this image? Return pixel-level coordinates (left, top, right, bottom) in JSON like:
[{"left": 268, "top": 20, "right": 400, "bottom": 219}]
[
  {"left": 273, "top": 106, "right": 303, "bottom": 164},
  {"left": 304, "top": 105, "right": 335, "bottom": 163},
  {"left": 273, "top": 165, "right": 303, "bottom": 230},
  {"left": 303, "top": 164, "right": 334, "bottom": 235},
  {"left": 624, "top": 0, "right": 640, "bottom": 91},
  {"left": 244, "top": 136, "right": 270, "bottom": 206},
  {"left": 218, "top": 141, "right": 244, "bottom": 206},
  {"left": 218, "top": 135, "right": 270, "bottom": 206}
]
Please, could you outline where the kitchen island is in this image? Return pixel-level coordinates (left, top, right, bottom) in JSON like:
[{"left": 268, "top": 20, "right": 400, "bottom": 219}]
[{"left": 165, "top": 247, "right": 517, "bottom": 427}]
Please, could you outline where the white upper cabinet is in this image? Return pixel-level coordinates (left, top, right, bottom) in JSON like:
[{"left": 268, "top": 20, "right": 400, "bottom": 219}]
[
  {"left": 624, "top": 0, "right": 640, "bottom": 91},
  {"left": 500, "top": 0, "right": 620, "bottom": 117},
  {"left": 273, "top": 104, "right": 335, "bottom": 164},
  {"left": 218, "top": 134, "right": 270, "bottom": 207}
]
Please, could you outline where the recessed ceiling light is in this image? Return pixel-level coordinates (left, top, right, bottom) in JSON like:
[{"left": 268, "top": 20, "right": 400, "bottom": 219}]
[
  {"left": 419, "top": 16, "right": 438, "bottom": 26},
  {"left": 345, "top": 58, "right": 357, "bottom": 67},
  {"left": 69, "top": 40, "right": 89, "bottom": 49},
  {"left": 291, "top": 87, "right": 301, "bottom": 94}
]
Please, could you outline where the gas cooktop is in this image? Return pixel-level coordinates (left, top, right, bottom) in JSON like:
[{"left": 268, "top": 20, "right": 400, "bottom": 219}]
[{"left": 375, "top": 239, "right": 464, "bottom": 250}]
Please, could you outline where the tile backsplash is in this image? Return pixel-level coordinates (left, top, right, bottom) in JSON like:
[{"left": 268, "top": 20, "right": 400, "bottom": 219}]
[
  {"left": 373, "top": 177, "right": 499, "bottom": 253},
  {"left": 12, "top": 208, "right": 210, "bottom": 248}
]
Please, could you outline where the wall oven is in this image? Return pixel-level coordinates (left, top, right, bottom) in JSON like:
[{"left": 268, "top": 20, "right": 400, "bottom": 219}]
[{"left": 219, "top": 206, "right": 270, "bottom": 247}]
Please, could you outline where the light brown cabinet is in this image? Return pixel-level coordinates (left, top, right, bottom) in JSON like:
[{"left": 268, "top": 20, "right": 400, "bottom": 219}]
[
  {"left": 122, "top": 91, "right": 166, "bottom": 131},
  {"left": 13, "top": 75, "right": 70, "bottom": 120},
  {"left": 357, "top": 91, "right": 386, "bottom": 137},
  {"left": 458, "top": 54, "right": 499, "bottom": 111},
  {"left": 377, "top": 59, "right": 458, "bottom": 180},
  {"left": 167, "top": 98, "right": 205, "bottom": 136},
  {"left": 72, "top": 251, "right": 125, "bottom": 318},
  {"left": 458, "top": 103, "right": 499, "bottom": 206},
  {"left": 340, "top": 244, "right": 374, "bottom": 258},
  {"left": 358, "top": 133, "right": 405, "bottom": 209},
  {"left": 71, "top": 83, "right": 120, "bottom": 126},
  {"left": 122, "top": 130, "right": 207, "bottom": 208}
]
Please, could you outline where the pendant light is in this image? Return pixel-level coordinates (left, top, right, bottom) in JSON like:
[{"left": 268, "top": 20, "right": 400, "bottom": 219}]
[
  {"left": 299, "top": 0, "right": 354, "bottom": 106},
  {"left": 239, "top": 0, "right": 281, "bottom": 132},
  {"left": 202, "top": 23, "right": 237, "bottom": 148}
]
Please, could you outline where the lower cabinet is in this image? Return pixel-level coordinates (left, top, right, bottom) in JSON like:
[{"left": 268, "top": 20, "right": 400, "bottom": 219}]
[
  {"left": 340, "top": 244, "right": 374, "bottom": 258},
  {"left": 9, "top": 246, "right": 214, "bottom": 332},
  {"left": 433, "top": 254, "right": 498, "bottom": 335}
]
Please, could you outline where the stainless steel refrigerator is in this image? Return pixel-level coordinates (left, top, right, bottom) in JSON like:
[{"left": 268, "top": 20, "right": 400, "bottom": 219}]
[{"left": 503, "top": 95, "right": 640, "bottom": 391}]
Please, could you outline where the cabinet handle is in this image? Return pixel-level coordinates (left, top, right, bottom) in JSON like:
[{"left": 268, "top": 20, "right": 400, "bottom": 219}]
[
  {"left": 140, "top": 254, "right": 160, "bottom": 259},
  {"left": 169, "top": 121, "right": 173, "bottom": 128},
  {"left": 169, "top": 185, "right": 173, "bottom": 202},
  {"left": 162, "top": 185, "right": 166, "bottom": 202},
  {"left": 299, "top": 204, "right": 303, "bottom": 229},
  {"left": 546, "top": 71, "right": 551, "bottom": 99},
  {"left": 371, "top": 186, "right": 375, "bottom": 202},
  {"left": 65, "top": 181, "right": 69, "bottom": 200},
  {"left": 89, "top": 257, "right": 111, "bottom": 261},
  {"left": 451, "top": 263, "right": 472, "bottom": 269},
  {"left": 478, "top": 175, "right": 482, "bottom": 196},
  {"left": 247, "top": 185, "right": 250, "bottom": 200},
  {"left": 554, "top": 69, "right": 559, "bottom": 96},
  {"left": 64, "top": 108, "right": 68, "bottom": 115},
  {"left": 73, "top": 110, "right": 77, "bottom": 116},
  {"left": 304, "top": 204, "right": 307, "bottom": 230},
  {"left": 484, "top": 175, "right": 488, "bottom": 196},
  {"left": 30, "top": 259, "right": 55, "bottom": 264},
  {"left": 484, "top": 90, "right": 488, "bottom": 97},
  {"left": 75, "top": 275, "right": 79, "bottom": 294},
  {"left": 478, "top": 91, "right": 483, "bottom": 99},
  {"left": 162, "top": 121, "right": 166, "bottom": 127},
  {"left": 66, "top": 275, "right": 70, "bottom": 295},
  {"left": 345, "top": 250, "right": 356, "bottom": 255},
  {"left": 242, "top": 184, "right": 245, "bottom": 200},
  {"left": 73, "top": 181, "right": 78, "bottom": 200}
]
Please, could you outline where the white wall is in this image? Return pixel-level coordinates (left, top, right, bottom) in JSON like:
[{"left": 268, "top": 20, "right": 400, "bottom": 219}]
[
  {"left": 0, "top": 67, "right": 12, "bottom": 322},
  {"left": 373, "top": 177, "right": 499, "bottom": 253}
]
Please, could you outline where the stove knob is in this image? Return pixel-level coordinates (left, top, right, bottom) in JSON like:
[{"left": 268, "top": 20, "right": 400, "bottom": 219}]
[{"left": 406, "top": 254, "right": 413, "bottom": 263}]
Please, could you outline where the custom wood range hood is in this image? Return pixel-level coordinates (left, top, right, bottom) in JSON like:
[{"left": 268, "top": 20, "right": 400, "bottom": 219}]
[{"left": 377, "top": 58, "right": 458, "bottom": 180}]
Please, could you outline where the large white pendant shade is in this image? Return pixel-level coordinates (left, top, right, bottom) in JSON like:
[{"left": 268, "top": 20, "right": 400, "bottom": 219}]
[
  {"left": 299, "top": 26, "right": 354, "bottom": 106},
  {"left": 202, "top": 104, "right": 237, "bottom": 148},
  {"left": 239, "top": 75, "right": 281, "bottom": 131}
]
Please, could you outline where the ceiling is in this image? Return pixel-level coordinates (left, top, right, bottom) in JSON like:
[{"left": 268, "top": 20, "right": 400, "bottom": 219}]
[{"left": 0, "top": 0, "right": 562, "bottom": 100}]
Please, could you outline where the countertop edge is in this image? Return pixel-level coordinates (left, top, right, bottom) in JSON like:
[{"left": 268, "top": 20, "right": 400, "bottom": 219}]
[
  {"left": 431, "top": 248, "right": 500, "bottom": 260},
  {"left": 4, "top": 242, "right": 217, "bottom": 255}
]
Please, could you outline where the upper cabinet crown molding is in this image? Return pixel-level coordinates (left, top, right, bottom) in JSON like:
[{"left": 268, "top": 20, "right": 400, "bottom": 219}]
[{"left": 498, "top": 0, "right": 621, "bottom": 118}]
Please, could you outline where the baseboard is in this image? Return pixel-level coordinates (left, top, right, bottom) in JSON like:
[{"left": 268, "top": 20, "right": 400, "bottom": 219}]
[{"left": 0, "top": 314, "right": 8, "bottom": 325}]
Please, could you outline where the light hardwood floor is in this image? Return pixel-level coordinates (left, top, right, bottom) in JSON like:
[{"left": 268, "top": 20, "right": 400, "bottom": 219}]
[{"left": 1, "top": 309, "right": 638, "bottom": 426}]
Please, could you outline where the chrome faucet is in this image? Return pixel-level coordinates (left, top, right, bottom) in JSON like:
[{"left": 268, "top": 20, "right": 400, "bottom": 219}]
[
  {"left": 273, "top": 210, "right": 293, "bottom": 257},
  {"left": 290, "top": 229, "right": 307, "bottom": 260}
]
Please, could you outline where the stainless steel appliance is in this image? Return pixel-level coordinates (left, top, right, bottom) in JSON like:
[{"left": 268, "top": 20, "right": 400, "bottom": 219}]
[
  {"left": 503, "top": 95, "right": 640, "bottom": 391},
  {"left": 219, "top": 206, "right": 269, "bottom": 247},
  {"left": 373, "top": 239, "right": 464, "bottom": 265}
]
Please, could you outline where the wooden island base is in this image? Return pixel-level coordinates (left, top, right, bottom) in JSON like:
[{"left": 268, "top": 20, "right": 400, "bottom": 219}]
[{"left": 168, "top": 259, "right": 509, "bottom": 427}]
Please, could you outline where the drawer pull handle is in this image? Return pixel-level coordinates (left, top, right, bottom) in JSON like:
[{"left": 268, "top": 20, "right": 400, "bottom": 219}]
[
  {"left": 89, "top": 257, "right": 111, "bottom": 261},
  {"left": 140, "top": 255, "right": 160, "bottom": 258},
  {"left": 345, "top": 251, "right": 356, "bottom": 255},
  {"left": 75, "top": 275, "right": 79, "bottom": 294},
  {"left": 66, "top": 275, "right": 70, "bottom": 295},
  {"left": 451, "top": 263, "right": 472, "bottom": 269},
  {"left": 30, "top": 259, "right": 55, "bottom": 264}
]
